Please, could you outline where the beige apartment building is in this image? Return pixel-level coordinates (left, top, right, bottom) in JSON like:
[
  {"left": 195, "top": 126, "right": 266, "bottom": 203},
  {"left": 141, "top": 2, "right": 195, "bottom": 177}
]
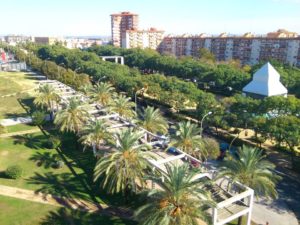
[
  {"left": 34, "top": 37, "right": 62, "bottom": 45},
  {"left": 111, "top": 12, "right": 139, "bottom": 47},
  {"left": 111, "top": 12, "right": 164, "bottom": 50},
  {"left": 158, "top": 30, "right": 300, "bottom": 67},
  {"left": 122, "top": 28, "right": 164, "bottom": 49}
]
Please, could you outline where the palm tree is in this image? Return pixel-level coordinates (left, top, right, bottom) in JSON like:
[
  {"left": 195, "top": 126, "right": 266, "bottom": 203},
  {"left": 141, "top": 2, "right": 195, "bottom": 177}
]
[
  {"left": 110, "top": 94, "right": 136, "bottom": 119},
  {"left": 94, "top": 128, "right": 153, "bottom": 194},
  {"left": 138, "top": 106, "right": 169, "bottom": 141},
  {"left": 79, "top": 119, "right": 112, "bottom": 156},
  {"left": 34, "top": 84, "right": 60, "bottom": 120},
  {"left": 89, "top": 82, "right": 115, "bottom": 107},
  {"left": 78, "top": 83, "right": 93, "bottom": 95},
  {"left": 171, "top": 121, "right": 207, "bottom": 160},
  {"left": 135, "top": 164, "right": 214, "bottom": 225},
  {"left": 217, "top": 146, "right": 280, "bottom": 199},
  {"left": 54, "top": 97, "right": 90, "bottom": 133}
]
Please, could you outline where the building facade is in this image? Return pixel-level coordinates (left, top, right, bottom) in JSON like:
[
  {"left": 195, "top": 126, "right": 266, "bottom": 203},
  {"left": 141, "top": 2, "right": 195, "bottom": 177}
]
[
  {"left": 111, "top": 12, "right": 139, "bottom": 47},
  {"left": 158, "top": 31, "right": 300, "bottom": 67},
  {"left": 122, "top": 28, "right": 164, "bottom": 49},
  {"left": 111, "top": 12, "right": 164, "bottom": 50}
]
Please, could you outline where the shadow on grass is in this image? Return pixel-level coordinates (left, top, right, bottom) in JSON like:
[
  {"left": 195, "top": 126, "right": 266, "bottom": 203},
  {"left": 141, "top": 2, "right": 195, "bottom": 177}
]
[
  {"left": 29, "top": 152, "right": 61, "bottom": 169},
  {"left": 40, "top": 208, "right": 137, "bottom": 225},
  {"left": 0, "top": 171, "right": 8, "bottom": 179},
  {"left": 27, "top": 172, "right": 91, "bottom": 202},
  {"left": 13, "top": 133, "right": 49, "bottom": 149}
]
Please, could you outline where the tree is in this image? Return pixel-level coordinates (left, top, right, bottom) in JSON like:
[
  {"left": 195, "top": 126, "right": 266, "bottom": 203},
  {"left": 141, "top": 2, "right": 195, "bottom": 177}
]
[
  {"left": 217, "top": 146, "right": 280, "bottom": 199},
  {"left": 171, "top": 121, "right": 207, "bottom": 160},
  {"left": 89, "top": 82, "right": 115, "bottom": 107},
  {"left": 94, "top": 128, "right": 154, "bottom": 194},
  {"left": 198, "top": 48, "right": 216, "bottom": 64},
  {"left": 79, "top": 120, "right": 112, "bottom": 156},
  {"left": 110, "top": 94, "right": 136, "bottom": 119},
  {"left": 138, "top": 106, "right": 169, "bottom": 140},
  {"left": 135, "top": 164, "right": 214, "bottom": 225},
  {"left": 32, "top": 110, "right": 46, "bottom": 126},
  {"left": 54, "top": 97, "right": 90, "bottom": 133},
  {"left": 34, "top": 84, "right": 60, "bottom": 120}
]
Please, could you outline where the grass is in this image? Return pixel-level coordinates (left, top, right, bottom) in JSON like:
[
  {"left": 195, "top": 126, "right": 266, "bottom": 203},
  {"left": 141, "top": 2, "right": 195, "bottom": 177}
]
[
  {"left": 0, "top": 195, "right": 136, "bottom": 225},
  {"left": 0, "top": 132, "right": 92, "bottom": 201},
  {"left": 0, "top": 195, "right": 58, "bottom": 225},
  {"left": 0, "top": 71, "right": 38, "bottom": 119},
  {"left": 5, "top": 123, "right": 38, "bottom": 133}
]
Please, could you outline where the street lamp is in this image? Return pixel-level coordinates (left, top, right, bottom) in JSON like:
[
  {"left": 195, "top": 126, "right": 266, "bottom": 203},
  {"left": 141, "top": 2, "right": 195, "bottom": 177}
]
[
  {"left": 135, "top": 87, "right": 145, "bottom": 113},
  {"left": 57, "top": 63, "right": 64, "bottom": 80},
  {"left": 200, "top": 111, "right": 212, "bottom": 137},
  {"left": 44, "top": 57, "right": 51, "bottom": 80}
]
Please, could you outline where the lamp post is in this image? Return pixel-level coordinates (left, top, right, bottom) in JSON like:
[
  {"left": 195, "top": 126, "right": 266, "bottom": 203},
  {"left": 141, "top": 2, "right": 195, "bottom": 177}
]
[
  {"left": 44, "top": 57, "right": 51, "bottom": 80},
  {"left": 57, "top": 63, "right": 64, "bottom": 80},
  {"left": 200, "top": 111, "right": 212, "bottom": 137}
]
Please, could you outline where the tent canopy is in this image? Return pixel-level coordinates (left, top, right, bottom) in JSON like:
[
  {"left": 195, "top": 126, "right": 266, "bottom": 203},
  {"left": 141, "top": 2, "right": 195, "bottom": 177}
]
[{"left": 242, "top": 62, "right": 287, "bottom": 97}]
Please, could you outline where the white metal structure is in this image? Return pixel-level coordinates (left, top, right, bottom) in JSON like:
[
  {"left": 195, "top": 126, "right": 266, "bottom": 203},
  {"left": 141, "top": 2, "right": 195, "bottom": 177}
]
[
  {"left": 243, "top": 62, "right": 288, "bottom": 98},
  {"left": 39, "top": 79, "right": 254, "bottom": 225},
  {"left": 101, "top": 56, "right": 124, "bottom": 65}
]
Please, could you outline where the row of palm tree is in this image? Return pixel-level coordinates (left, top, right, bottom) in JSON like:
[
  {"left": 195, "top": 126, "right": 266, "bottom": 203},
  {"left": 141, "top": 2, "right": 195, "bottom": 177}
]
[{"left": 34, "top": 82, "right": 280, "bottom": 225}]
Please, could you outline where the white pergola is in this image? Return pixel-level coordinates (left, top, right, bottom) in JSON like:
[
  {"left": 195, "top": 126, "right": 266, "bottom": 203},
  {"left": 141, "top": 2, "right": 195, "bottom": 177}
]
[
  {"left": 38, "top": 79, "right": 254, "bottom": 225},
  {"left": 101, "top": 56, "right": 124, "bottom": 65}
]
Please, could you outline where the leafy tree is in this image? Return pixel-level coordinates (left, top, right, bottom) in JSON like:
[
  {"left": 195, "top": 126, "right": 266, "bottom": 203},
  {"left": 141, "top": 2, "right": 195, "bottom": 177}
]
[
  {"left": 34, "top": 84, "right": 60, "bottom": 120},
  {"left": 198, "top": 48, "right": 216, "bottom": 64},
  {"left": 135, "top": 164, "right": 214, "bottom": 225},
  {"left": 94, "top": 128, "right": 153, "bottom": 194},
  {"left": 54, "top": 97, "right": 89, "bottom": 133},
  {"left": 217, "top": 146, "right": 280, "bottom": 199}
]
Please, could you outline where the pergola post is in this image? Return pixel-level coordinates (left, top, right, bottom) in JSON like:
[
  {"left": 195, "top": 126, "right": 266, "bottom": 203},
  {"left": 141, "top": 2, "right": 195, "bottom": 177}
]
[
  {"left": 246, "top": 190, "right": 254, "bottom": 225},
  {"left": 212, "top": 208, "right": 218, "bottom": 225}
]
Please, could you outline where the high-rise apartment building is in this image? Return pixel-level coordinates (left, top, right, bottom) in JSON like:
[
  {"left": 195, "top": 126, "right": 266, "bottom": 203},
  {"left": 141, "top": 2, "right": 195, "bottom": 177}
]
[
  {"left": 122, "top": 28, "right": 164, "bottom": 49},
  {"left": 111, "top": 12, "right": 164, "bottom": 50},
  {"left": 111, "top": 12, "right": 139, "bottom": 47},
  {"left": 158, "top": 30, "right": 300, "bottom": 67}
]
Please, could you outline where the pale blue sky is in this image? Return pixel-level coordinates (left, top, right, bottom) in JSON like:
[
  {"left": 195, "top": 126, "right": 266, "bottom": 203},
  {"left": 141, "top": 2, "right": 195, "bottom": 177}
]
[{"left": 1, "top": 0, "right": 300, "bottom": 36}]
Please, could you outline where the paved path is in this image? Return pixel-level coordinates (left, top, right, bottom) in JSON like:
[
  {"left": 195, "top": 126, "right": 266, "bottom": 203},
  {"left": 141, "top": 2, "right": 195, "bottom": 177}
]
[
  {"left": 0, "top": 128, "right": 41, "bottom": 138},
  {"left": 0, "top": 117, "right": 32, "bottom": 126},
  {"left": 0, "top": 184, "right": 106, "bottom": 212}
]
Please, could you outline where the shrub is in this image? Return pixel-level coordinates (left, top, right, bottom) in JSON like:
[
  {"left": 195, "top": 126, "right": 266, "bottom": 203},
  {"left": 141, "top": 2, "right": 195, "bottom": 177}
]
[
  {"left": 47, "top": 136, "right": 61, "bottom": 149},
  {"left": 5, "top": 165, "right": 23, "bottom": 179},
  {"left": 54, "top": 160, "right": 64, "bottom": 169}
]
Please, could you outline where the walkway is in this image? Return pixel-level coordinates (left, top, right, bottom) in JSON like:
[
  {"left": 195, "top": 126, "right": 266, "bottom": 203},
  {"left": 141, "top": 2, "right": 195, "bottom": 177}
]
[{"left": 0, "top": 117, "right": 32, "bottom": 126}]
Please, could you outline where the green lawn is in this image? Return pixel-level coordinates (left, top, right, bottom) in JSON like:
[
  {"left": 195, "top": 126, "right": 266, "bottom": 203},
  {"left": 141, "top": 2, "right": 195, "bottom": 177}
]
[
  {"left": 0, "top": 195, "right": 136, "bottom": 225},
  {"left": 5, "top": 123, "right": 38, "bottom": 133},
  {"left": 0, "top": 132, "right": 93, "bottom": 202},
  {"left": 0, "top": 72, "right": 37, "bottom": 119}
]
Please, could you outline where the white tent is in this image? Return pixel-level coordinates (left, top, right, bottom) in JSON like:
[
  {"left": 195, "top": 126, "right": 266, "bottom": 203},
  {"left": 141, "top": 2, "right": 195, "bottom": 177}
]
[{"left": 242, "top": 62, "right": 288, "bottom": 98}]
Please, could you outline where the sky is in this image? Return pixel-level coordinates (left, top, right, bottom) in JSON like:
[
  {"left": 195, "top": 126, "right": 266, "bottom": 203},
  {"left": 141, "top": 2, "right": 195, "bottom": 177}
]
[{"left": 1, "top": 0, "right": 300, "bottom": 37}]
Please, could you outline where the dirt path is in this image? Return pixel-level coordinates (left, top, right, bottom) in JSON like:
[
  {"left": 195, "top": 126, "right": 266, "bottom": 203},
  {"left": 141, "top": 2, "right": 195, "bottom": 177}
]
[
  {"left": 0, "top": 128, "right": 41, "bottom": 138},
  {"left": 0, "top": 184, "right": 107, "bottom": 212}
]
